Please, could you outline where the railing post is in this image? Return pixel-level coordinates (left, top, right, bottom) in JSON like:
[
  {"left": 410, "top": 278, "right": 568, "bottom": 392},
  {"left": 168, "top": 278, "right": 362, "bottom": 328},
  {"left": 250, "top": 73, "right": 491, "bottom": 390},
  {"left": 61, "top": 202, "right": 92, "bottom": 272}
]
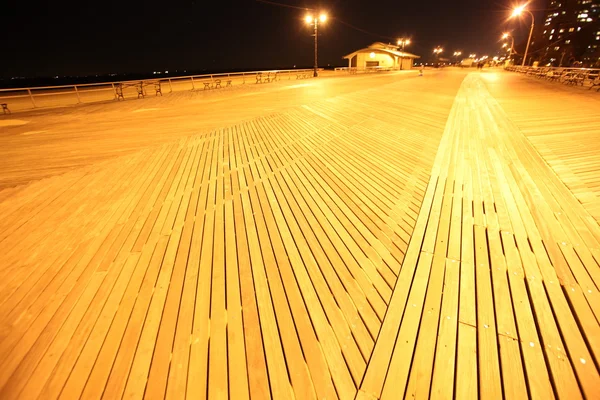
[
  {"left": 112, "top": 83, "right": 117, "bottom": 100},
  {"left": 27, "top": 88, "right": 36, "bottom": 108},
  {"left": 168, "top": 78, "right": 173, "bottom": 93},
  {"left": 191, "top": 76, "right": 195, "bottom": 90},
  {"left": 243, "top": 72, "right": 245, "bottom": 84},
  {"left": 74, "top": 85, "right": 81, "bottom": 103}
]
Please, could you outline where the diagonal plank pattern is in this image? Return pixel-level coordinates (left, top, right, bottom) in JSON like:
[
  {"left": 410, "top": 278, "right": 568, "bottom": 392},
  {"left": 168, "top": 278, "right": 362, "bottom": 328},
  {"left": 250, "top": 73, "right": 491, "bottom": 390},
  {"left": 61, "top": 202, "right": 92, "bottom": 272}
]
[
  {"left": 0, "top": 74, "right": 463, "bottom": 399},
  {"left": 484, "top": 74, "right": 600, "bottom": 225},
  {"left": 2, "top": 70, "right": 598, "bottom": 400},
  {"left": 358, "top": 73, "right": 600, "bottom": 399}
]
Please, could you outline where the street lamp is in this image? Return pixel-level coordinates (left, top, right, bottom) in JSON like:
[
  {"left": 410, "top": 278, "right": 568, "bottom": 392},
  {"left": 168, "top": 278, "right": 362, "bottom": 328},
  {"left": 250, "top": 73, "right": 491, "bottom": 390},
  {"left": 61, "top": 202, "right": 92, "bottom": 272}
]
[
  {"left": 502, "top": 32, "right": 515, "bottom": 60},
  {"left": 453, "top": 51, "right": 462, "bottom": 64},
  {"left": 305, "top": 13, "right": 327, "bottom": 77},
  {"left": 397, "top": 38, "right": 411, "bottom": 51},
  {"left": 433, "top": 47, "right": 443, "bottom": 66},
  {"left": 511, "top": 5, "right": 535, "bottom": 66}
]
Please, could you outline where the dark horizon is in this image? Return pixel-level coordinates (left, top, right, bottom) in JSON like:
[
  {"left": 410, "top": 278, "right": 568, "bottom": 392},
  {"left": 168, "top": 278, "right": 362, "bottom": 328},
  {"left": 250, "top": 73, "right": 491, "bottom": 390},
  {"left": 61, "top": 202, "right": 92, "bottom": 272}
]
[{"left": 2, "top": 0, "right": 546, "bottom": 79}]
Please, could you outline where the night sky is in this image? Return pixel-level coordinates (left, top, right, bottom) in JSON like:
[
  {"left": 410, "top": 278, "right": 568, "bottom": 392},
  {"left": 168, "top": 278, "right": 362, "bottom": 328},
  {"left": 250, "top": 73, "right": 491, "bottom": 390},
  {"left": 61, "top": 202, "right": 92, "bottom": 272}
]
[{"left": 1, "top": 0, "right": 544, "bottom": 78}]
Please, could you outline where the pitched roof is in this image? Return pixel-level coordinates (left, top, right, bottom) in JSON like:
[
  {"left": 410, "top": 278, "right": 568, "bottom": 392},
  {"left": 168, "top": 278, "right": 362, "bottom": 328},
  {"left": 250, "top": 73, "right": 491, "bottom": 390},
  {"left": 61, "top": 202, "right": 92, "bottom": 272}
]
[{"left": 343, "top": 46, "right": 420, "bottom": 60}]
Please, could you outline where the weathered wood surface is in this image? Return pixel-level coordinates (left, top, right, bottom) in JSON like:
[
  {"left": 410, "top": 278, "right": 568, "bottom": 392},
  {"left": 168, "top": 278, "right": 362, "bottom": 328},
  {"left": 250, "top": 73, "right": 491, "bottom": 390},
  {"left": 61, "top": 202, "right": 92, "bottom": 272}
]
[
  {"left": 486, "top": 72, "right": 600, "bottom": 225},
  {"left": 0, "top": 70, "right": 598, "bottom": 399},
  {"left": 358, "top": 72, "right": 600, "bottom": 400}
]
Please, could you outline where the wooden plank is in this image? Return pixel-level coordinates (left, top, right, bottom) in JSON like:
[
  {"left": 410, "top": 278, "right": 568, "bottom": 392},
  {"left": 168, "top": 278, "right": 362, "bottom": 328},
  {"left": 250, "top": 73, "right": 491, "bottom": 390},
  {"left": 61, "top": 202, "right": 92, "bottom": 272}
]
[
  {"left": 429, "top": 259, "right": 460, "bottom": 399},
  {"left": 405, "top": 254, "right": 447, "bottom": 399}
]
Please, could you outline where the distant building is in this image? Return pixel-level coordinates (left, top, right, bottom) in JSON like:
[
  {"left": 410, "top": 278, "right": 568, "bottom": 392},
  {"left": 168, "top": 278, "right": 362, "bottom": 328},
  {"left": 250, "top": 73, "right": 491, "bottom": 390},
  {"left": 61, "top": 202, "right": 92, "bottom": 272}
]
[
  {"left": 343, "top": 42, "right": 420, "bottom": 70},
  {"left": 532, "top": 0, "right": 600, "bottom": 66}
]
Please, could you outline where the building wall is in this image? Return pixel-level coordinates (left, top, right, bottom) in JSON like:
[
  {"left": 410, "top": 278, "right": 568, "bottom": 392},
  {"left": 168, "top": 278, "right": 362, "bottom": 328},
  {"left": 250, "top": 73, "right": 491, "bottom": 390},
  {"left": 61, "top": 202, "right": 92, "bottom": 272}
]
[
  {"left": 400, "top": 58, "right": 413, "bottom": 70},
  {"left": 357, "top": 52, "right": 395, "bottom": 68},
  {"left": 534, "top": 0, "right": 600, "bottom": 66}
]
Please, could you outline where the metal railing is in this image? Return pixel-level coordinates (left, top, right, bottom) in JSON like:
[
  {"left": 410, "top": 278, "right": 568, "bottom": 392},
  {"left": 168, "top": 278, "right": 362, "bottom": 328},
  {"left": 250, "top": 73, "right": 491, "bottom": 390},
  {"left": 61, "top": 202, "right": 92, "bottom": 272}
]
[
  {"left": 505, "top": 65, "right": 600, "bottom": 90},
  {"left": 334, "top": 66, "right": 414, "bottom": 74},
  {"left": 0, "top": 68, "right": 317, "bottom": 113}
]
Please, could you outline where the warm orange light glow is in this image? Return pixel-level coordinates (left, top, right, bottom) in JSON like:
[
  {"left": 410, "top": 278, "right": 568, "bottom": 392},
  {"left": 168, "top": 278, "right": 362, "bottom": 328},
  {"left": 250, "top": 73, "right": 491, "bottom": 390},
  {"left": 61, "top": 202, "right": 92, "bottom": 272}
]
[
  {"left": 512, "top": 4, "right": 526, "bottom": 17},
  {"left": 370, "top": 52, "right": 376, "bottom": 58},
  {"left": 502, "top": 33, "right": 510, "bottom": 39},
  {"left": 319, "top": 14, "right": 327, "bottom": 22},
  {"left": 305, "top": 15, "right": 313, "bottom": 24}
]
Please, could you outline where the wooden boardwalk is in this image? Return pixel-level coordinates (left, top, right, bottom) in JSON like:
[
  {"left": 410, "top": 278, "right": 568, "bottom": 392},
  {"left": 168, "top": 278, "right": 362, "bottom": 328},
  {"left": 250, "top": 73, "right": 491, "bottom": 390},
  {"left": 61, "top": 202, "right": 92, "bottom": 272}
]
[
  {"left": 0, "top": 70, "right": 598, "bottom": 399},
  {"left": 486, "top": 73, "right": 600, "bottom": 225}
]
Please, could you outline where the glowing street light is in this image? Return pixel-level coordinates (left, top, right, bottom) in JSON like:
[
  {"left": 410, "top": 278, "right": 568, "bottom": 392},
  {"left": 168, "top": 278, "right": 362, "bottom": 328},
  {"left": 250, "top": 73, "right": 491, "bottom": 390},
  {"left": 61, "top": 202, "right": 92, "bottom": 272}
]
[
  {"left": 511, "top": 4, "right": 535, "bottom": 66},
  {"left": 452, "top": 51, "right": 462, "bottom": 65},
  {"left": 502, "top": 32, "right": 515, "bottom": 59},
  {"left": 397, "top": 38, "right": 411, "bottom": 51},
  {"left": 433, "top": 47, "right": 443, "bottom": 54},
  {"left": 305, "top": 13, "right": 328, "bottom": 77}
]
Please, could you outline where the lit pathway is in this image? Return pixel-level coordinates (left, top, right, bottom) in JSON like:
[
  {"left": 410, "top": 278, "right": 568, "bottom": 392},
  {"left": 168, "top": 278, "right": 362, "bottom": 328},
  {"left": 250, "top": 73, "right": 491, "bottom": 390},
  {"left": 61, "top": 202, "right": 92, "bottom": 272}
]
[{"left": 0, "top": 70, "right": 598, "bottom": 399}]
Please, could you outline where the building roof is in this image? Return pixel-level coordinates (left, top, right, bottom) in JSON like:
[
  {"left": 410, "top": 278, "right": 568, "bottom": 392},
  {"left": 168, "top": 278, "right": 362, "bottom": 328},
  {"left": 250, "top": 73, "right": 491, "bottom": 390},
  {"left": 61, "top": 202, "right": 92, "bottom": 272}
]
[{"left": 343, "top": 43, "right": 420, "bottom": 60}]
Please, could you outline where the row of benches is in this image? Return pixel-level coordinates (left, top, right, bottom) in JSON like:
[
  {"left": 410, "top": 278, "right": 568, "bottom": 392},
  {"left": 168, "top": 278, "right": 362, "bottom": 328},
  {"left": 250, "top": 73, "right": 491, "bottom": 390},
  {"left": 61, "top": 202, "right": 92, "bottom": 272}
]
[
  {"left": 507, "top": 66, "right": 600, "bottom": 91},
  {"left": 202, "top": 79, "right": 232, "bottom": 90},
  {"left": 114, "top": 81, "right": 163, "bottom": 101}
]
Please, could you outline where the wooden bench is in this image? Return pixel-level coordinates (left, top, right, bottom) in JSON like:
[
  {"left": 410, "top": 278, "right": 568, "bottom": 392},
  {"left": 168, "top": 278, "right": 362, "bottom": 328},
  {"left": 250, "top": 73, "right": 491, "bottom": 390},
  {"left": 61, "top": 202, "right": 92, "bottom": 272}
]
[
  {"left": 562, "top": 71, "right": 587, "bottom": 86},
  {"left": 114, "top": 83, "right": 125, "bottom": 100},
  {"left": 256, "top": 72, "right": 278, "bottom": 84},
  {"left": 1, "top": 103, "right": 10, "bottom": 114},
  {"left": 114, "top": 80, "right": 162, "bottom": 100},
  {"left": 203, "top": 79, "right": 229, "bottom": 90},
  {"left": 545, "top": 69, "right": 563, "bottom": 82},
  {"left": 589, "top": 75, "right": 600, "bottom": 91}
]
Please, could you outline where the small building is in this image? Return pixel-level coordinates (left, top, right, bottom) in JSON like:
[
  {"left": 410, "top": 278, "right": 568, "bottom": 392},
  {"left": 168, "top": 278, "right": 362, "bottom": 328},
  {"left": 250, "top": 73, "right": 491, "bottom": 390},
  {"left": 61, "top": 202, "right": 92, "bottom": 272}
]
[{"left": 343, "top": 42, "right": 420, "bottom": 70}]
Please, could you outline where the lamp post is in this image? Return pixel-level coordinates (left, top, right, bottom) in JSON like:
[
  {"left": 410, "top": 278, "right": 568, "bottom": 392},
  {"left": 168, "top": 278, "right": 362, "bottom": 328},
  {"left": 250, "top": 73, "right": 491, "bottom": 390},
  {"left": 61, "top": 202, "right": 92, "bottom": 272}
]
[
  {"left": 305, "top": 13, "right": 327, "bottom": 77},
  {"left": 453, "top": 51, "right": 462, "bottom": 65},
  {"left": 397, "top": 38, "right": 411, "bottom": 70},
  {"left": 397, "top": 38, "right": 411, "bottom": 52},
  {"left": 433, "top": 47, "right": 443, "bottom": 65},
  {"left": 502, "top": 32, "right": 515, "bottom": 60},
  {"left": 511, "top": 5, "right": 535, "bottom": 67}
]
